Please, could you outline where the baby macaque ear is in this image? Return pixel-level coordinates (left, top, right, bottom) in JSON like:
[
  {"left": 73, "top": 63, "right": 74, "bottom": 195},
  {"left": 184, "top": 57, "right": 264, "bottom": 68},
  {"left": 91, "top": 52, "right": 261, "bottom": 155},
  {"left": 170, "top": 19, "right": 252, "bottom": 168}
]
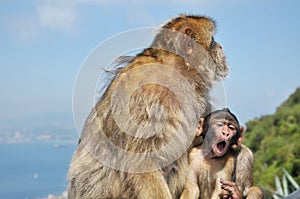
[
  {"left": 237, "top": 125, "right": 245, "bottom": 146},
  {"left": 240, "top": 126, "right": 245, "bottom": 133},
  {"left": 195, "top": 118, "right": 204, "bottom": 137}
]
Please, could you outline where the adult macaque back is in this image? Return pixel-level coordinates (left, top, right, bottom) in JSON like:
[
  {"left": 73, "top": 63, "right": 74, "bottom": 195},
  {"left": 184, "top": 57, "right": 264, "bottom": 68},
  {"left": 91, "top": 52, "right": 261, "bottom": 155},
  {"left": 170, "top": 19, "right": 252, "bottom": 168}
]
[{"left": 180, "top": 108, "right": 264, "bottom": 199}]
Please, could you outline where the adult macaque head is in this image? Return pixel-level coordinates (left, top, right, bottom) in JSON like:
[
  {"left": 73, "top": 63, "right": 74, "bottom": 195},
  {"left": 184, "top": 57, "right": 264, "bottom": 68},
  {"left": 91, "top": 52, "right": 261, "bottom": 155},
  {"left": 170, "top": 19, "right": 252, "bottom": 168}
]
[
  {"left": 198, "top": 108, "right": 244, "bottom": 158},
  {"left": 151, "top": 15, "right": 228, "bottom": 79}
]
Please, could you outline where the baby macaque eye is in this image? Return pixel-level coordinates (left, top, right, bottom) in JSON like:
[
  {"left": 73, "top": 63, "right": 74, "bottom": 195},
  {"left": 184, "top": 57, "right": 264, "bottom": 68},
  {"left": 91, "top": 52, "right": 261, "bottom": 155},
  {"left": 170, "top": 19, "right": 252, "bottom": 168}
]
[
  {"left": 228, "top": 125, "right": 236, "bottom": 131},
  {"left": 217, "top": 122, "right": 224, "bottom": 127}
]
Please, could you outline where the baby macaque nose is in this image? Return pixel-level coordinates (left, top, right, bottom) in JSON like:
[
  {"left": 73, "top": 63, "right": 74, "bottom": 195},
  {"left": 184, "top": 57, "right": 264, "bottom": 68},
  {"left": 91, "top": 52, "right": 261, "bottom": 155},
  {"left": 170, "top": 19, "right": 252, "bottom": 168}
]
[{"left": 222, "top": 131, "right": 230, "bottom": 137}]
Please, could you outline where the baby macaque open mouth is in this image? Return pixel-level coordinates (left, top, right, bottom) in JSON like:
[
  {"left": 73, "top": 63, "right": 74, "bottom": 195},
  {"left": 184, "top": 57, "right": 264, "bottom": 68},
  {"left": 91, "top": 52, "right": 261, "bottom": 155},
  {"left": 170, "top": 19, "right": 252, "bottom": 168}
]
[{"left": 216, "top": 141, "right": 226, "bottom": 153}]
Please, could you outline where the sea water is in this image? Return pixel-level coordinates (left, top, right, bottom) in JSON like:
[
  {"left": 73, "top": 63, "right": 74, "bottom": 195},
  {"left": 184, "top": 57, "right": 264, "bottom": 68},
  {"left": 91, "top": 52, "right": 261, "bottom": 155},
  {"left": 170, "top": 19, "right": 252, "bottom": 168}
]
[{"left": 0, "top": 143, "right": 76, "bottom": 199}]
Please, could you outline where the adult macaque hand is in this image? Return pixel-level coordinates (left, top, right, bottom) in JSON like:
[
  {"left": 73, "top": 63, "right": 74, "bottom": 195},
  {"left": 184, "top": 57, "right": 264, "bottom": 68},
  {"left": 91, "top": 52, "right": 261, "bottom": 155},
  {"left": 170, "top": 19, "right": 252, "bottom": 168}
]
[{"left": 220, "top": 179, "right": 242, "bottom": 199}]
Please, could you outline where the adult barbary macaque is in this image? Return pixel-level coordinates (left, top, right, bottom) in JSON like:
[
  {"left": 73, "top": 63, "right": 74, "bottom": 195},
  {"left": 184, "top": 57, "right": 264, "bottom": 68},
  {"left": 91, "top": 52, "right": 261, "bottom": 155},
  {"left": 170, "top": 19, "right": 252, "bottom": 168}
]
[
  {"left": 68, "top": 15, "right": 228, "bottom": 199},
  {"left": 180, "top": 108, "right": 264, "bottom": 199}
]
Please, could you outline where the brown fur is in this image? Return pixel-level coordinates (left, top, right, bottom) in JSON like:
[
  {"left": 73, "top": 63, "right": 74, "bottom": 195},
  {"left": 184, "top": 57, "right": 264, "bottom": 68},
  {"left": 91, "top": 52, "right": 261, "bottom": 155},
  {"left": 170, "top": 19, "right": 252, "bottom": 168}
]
[
  {"left": 235, "top": 145, "right": 264, "bottom": 199},
  {"left": 68, "top": 15, "right": 228, "bottom": 199}
]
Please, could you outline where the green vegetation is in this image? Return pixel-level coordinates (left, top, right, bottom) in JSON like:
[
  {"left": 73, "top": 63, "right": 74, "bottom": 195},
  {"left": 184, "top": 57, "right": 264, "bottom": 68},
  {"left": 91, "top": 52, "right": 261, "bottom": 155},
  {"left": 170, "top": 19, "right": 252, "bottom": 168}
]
[{"left": 244, "top": 87, "right": 300, "bottom": 195}]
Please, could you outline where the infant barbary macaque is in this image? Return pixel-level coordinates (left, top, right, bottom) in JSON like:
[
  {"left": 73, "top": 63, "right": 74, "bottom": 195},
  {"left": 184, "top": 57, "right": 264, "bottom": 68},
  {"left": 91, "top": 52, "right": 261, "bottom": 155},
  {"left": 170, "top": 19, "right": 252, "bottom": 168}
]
[{"left": 181, "top": 108, "right": 264, "bottom": 199}]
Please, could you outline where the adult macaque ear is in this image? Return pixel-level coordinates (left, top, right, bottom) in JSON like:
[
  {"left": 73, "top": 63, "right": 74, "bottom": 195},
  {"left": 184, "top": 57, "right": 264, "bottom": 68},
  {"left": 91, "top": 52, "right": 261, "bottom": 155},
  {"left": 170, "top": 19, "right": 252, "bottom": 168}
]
[
  {"left": 184, "top": 27, "right": 193, "bottom": 36},
  {"left": 196, "top": 118, "right": 204, "bottom": 137},
  {"left": 181, "top": 27, "right": 194, "bottom": 55},
  {"left": 237, "top": 125, "right": 245, "bottom": 146}
]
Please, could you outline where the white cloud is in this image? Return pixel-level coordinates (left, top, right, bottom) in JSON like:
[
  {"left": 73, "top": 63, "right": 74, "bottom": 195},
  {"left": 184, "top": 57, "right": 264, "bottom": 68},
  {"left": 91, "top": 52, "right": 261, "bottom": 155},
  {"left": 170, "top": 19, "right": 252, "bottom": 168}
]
[
  {"left": 2, "top": 0, "right": 244, "bottom": 42},
  {"left": 36, "top": 2, "right": 77, "bottom": 31},
  {"left": 4, "top": 15, "right": 39, "bottom": 41},
  {"left": 2, "top": 1, "right": 79, "bottom": 42}
]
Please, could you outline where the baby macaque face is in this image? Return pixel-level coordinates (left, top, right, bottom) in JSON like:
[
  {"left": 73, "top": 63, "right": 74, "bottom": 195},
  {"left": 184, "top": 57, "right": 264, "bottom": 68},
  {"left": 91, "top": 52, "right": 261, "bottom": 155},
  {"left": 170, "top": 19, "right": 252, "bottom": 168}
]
[{"left": 208, "top": 118, "right": 238, "bottom": 157}]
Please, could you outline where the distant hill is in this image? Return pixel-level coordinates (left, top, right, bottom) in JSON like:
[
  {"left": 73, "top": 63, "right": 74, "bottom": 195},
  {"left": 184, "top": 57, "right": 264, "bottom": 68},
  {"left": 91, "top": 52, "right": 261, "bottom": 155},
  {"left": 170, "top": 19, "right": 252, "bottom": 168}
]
[
  {"left": 244, "top": 87, "right": 300, "bottom": 190},
  {"left": 0, "top": 113, "right": 78, "bottom": 143}
]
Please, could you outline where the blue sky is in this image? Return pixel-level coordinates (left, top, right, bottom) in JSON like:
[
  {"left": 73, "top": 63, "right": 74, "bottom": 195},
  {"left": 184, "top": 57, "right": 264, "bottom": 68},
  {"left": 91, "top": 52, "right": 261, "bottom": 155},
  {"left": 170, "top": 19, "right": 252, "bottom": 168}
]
[{"left": 1, "top": 0, "right": 300, "bottom": 125}]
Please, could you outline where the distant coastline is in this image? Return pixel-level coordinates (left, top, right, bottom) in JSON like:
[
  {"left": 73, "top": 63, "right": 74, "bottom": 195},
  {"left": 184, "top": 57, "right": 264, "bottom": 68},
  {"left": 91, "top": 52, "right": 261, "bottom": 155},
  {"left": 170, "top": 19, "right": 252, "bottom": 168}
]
[{"left": 0, "top": 113, "right": 78, "bottom": 144}]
